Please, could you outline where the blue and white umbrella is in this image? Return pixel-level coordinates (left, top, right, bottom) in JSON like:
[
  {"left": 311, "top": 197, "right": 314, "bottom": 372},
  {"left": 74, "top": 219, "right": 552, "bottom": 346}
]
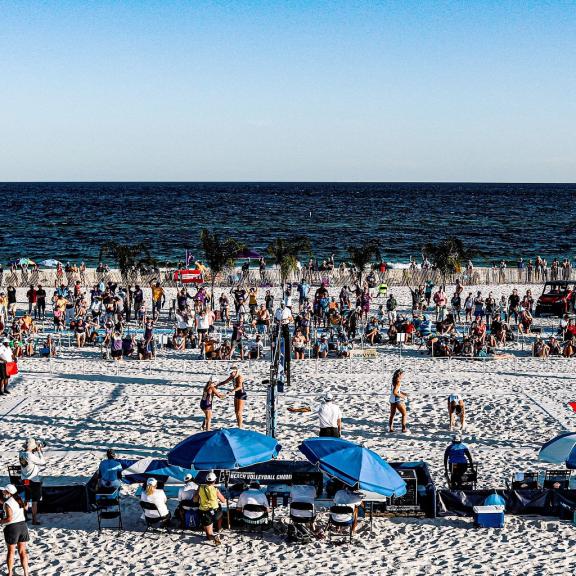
[
  {"left": 39, "top": 259, "right": 62, "bottom": 268},
  {"left": 539, "top": 432, "right": 576, "bottom": 467},
  {"left": 120, "top": 457, "right": 191, "bottom": 484}
]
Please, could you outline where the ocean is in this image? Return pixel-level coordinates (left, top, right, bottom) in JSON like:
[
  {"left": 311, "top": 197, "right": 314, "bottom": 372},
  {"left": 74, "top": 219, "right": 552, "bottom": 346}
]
[{"left": 2, "top": 182, "right": 575, "bottom": 265}]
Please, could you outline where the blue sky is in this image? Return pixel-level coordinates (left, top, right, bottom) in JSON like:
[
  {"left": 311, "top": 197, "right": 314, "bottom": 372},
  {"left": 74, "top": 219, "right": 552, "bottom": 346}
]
[{"left": 1, "top": 1, "right": 575, "bottom": 182}]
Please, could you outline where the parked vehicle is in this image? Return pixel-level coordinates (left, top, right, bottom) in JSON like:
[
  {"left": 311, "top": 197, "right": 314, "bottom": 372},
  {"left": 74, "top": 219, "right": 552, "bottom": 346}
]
[{"left": 535, "top": 281, "right": 575, "bottom": 317}]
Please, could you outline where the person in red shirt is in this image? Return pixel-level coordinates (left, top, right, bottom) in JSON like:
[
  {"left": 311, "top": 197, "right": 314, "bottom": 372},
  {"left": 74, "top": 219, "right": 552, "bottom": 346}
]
[{"left": 26, "top": 286, "right": 37, "bottom": 317}]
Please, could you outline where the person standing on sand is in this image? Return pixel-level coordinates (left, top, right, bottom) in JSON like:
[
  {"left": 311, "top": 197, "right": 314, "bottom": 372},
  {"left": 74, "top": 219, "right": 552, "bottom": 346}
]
[
  {"left": 1, "top": 484, "right": 30, "bottom": 576},
  {"left": 388, "top": 369, "right": 410, "bottom": 434},
  {"left": 219, "top": 366, "right": 246, "bottom": 428},
  {"left": 200, "top": 377, "right": 226, "bottom": 431},
  {"left": 150, "top": 281, "right": 165, "bottom": 318},
  {"left": 316, "top": 392, "right": 342, "bottom": 437}
]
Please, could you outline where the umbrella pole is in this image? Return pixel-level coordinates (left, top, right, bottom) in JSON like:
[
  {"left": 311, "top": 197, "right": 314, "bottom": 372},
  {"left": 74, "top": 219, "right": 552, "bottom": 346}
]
[{"left": 225, "top": 474, "right": 231, "bottom": 530}]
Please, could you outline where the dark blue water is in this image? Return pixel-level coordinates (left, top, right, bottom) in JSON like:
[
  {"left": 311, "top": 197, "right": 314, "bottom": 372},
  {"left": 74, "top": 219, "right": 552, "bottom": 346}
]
[{"left": 1, "top": 183, "right": 574, "bottom": 265}]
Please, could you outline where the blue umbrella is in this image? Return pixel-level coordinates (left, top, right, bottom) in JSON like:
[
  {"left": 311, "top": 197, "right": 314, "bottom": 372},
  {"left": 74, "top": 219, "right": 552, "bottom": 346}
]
[
  {"left": 539, "top": 432, "right": 576, "bottom": 467},
  {"left": 119, "top": 458, "right": 192, "bottom": 485},
  {"left": 167, "top": 428, "right": 281, "bottom": 471},
  {"left": 299, "top": 437, "right": 406, "bottom": 497}
]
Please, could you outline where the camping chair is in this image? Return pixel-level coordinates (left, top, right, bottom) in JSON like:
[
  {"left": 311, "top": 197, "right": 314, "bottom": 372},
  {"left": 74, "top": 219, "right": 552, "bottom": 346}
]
[
  {"left": 177, "top": 499, "right": 200, "bottom": 530},
  {"left": 544, "top": 469, "right": 572, "bottom": 489},
  {"left": 510, "top": 472, "right": 540, "bottom": 490},
  {"left": 95, "top": 488, "right": 123, "bottom": 532},
  {"left": 7, "top": 465, "right": 21, "bottom": 485},
  {"left": 241, "top": 504, "right": 269, "bottom": 538},
  {"left": 139, "top": 501, "right": 171, "bottom": 534},
  {"left": 327, "top": 505, "right": 354, "bottom": 544},
  {"left": 449, "top": 463, "right": 478, "bottom": 490},
  {"left": 288, "top": 501, "right": 316, "bottom": 542}
]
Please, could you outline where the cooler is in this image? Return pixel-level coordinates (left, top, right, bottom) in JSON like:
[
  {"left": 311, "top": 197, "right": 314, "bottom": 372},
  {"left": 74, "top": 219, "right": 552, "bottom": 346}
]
[{"left": 473, "top": 505, "right": 505, "bottom": 528}]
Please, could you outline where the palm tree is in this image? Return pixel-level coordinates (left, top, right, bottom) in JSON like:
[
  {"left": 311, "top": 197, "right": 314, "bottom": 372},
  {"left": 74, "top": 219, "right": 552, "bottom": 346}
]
[
  {"left": 200, "top": 229, "right": 244, "bottom": 307},
  {"left": 347, "top": 239, "right": 381, "bottom": 285},
  {"left": 422, "top": 237, "right": 476, "bottom": 284},
  {"left": 99, "top": 242, "right": 155, "bottom": 283},
  {"left": 267, "top": 236, "right": 311, "bottom": 285}
]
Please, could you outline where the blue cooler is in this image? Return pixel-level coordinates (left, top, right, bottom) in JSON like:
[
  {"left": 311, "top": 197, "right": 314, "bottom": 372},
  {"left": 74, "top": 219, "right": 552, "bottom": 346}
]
[{"left": 473, "top": 505, "right": 505, "bottom": 528}]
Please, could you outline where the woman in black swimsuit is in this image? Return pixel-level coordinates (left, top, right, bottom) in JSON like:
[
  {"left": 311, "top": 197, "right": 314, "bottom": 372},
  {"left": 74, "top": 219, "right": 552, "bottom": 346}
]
[
  {"left": 200, "top": 377, "right": 226, "bottom": 431},
  {"left": 219, "top": 366, "right": 246, "bottom": 428}
]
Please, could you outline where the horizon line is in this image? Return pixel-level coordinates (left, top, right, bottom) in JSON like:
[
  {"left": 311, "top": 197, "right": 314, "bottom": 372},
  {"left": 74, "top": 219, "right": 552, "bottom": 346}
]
[{"left": 1, "top": 180, "right": 575, "bottom": 185}]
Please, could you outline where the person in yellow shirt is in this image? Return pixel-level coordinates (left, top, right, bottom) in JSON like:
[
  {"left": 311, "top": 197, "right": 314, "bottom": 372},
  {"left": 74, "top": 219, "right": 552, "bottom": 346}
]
[
  {"left": 194, "top": 472, "right": 226, "bottom": 545},
  {"left": 150, "top": 282, "right": 165, "bottom": 317}
]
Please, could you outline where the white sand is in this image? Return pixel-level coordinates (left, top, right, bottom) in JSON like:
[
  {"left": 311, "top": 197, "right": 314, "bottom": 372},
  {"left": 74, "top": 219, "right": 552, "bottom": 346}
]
[{"left": 2, "top": 282, "right": 576, "bottom": 575}]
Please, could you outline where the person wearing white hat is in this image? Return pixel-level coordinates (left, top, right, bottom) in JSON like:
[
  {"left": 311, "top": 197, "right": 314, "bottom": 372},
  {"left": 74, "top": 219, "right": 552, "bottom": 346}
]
[
  {"left": 178, "top": 474, "right": 197, "bottom": 503},
  {"left": 316, "top": 392, "right": 342, "bottom": 437},
  {"left": 140, "top": 477, "right": 170, "bottom": 524},
  {"left": 175, "top": 474, "right": 198, "bottom": 528},
  {"left": 194, "top": 471, "right": 226, "bottom": 545},
  {"left": 0, "top": 484, "right": 30, "bottom": 576},
  {"left": 18, "top": 438, "right": 46, "bottom": 525}
]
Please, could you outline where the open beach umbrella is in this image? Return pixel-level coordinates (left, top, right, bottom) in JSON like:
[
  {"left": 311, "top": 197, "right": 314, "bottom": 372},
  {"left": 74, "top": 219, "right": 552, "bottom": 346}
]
[
  {"left": 167, "top": 428, "right": 281, "bottom": 471},
  {"left": 9, "top": 258, "right": 35, "bottom": 266},
  {"left": 539, "top": 432, "right": 576, "bottom": 467},
  {"left": 39, "top": 259, "right": 62, "bottom": 268},
  {"left": 299, "top": 437, "right": 406, "bottom": 497},
  {"left": 120, "top": 457, "right": 192, "bottom": 484}
]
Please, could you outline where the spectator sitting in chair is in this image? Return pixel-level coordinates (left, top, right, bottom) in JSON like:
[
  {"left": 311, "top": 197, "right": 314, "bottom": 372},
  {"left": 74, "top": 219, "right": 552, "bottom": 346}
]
[
  {"left": 533, "top": 337, "right": 550, "bottom": 358},
  {"left": 248, "top": 335, "right": 264, "bottom": 360},
  {"left": 98, "top": 449, "right": 123, "bottom": 490},
  {"left": 563, "top": 336, "right": 576, "bottom": 358},
  {"left": 39, "top": 335, "right": 57, "bottom": 358},
  {"left": 444, "top": 434, "right": 474, "bottom": 489},
  {"left": 365, "top": 318, "right": 380, "bottom": 346},
  {"left": 418, "top": 315, "right": 433, "bottom": 341},
  {"left": 176, "top": 474, "right": 197, "bottom": 528},
  {"left": 548, "top": 335, "right": 562, "bottom": 356},
  {"left": 518, "top": 308, "right": 533, "bottom": 335},
  {"left": 336, "top": 333, "right": 352, "bottom": 358},
  {"left": 236, "top": 481, "right": 270, "bottom": 524},
  {"left": 171, "top": 330, "right": 186, "bottom": 351},
  {"left": 313, "top": 336, "right": 329, "bottom": 359},
  {"left": 140, "top": 478, "right": 170, "bottom": 527}
]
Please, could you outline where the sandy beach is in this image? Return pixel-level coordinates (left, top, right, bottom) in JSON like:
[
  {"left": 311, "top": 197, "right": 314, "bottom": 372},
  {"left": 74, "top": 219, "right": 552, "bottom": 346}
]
[{"left": 0, "top": 281, "right": 574, "bottom": 575}]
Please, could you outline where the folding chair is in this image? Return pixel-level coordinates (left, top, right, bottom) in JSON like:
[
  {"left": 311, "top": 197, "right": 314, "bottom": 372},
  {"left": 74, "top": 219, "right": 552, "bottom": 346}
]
[
  {"left": 511, "top": 472, "right": 539, "bottom": 490},
  {"left": 449, "top": 463, "right": 478, "bottom": 490},
  {"left": 139, "top": 501, "right": 171, "bottom": 534},
  {"left": 95, "top": 488, "right": 123, "bottom": 532},
  {"left": 7, "top": 465, "right": 21, "bottom": 485},
  {"left": 544, "top": 469, "right": 572, "bottom": 489},
  {"left": 177, "top": 500, "right": 200, "bottom": 529},
  {"left": 327, "top": 505, "right": 354, "bottom": 544},
  {"left": 288, "top": 502, "right": 316, "bottom": 543},
  {"left": 241, "top": 504, "right": 269, "bottom": 538}
]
